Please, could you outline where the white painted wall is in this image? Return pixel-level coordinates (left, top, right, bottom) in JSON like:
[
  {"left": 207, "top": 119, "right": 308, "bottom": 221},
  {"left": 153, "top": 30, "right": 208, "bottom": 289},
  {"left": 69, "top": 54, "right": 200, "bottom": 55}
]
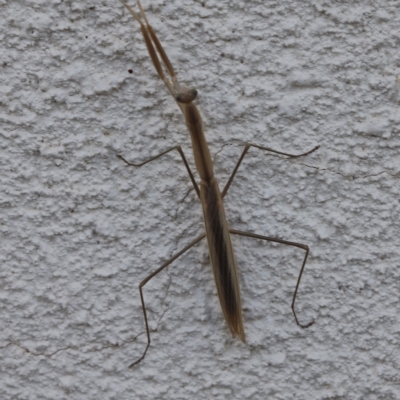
[{"left": 1, "top": 0, "right": 400, "bottom": 398}]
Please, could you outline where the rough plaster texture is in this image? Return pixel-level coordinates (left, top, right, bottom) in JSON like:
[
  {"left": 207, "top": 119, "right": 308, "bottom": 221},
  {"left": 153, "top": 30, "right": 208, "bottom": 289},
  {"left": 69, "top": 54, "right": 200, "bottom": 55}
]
[{"left": 1, "top": 0, "right": 400, "bottom": 399}]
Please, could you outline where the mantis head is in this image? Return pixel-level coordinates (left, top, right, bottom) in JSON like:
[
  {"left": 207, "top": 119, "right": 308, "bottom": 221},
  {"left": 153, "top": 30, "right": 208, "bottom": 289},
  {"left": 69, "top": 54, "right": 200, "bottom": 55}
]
[{"left": 175, "top": 87, "right": 198, "bottom": 103}]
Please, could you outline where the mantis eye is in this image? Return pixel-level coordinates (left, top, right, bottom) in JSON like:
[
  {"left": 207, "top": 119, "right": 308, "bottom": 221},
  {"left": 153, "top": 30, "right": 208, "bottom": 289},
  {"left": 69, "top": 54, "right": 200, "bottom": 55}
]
[{"left": 176, "top": 88, "right": 198, "bottom": 103}]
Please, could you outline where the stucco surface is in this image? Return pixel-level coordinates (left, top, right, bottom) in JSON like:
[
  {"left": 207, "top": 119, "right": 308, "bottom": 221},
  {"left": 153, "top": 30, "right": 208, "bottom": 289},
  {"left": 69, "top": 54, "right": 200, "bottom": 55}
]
[{"left": 1, "top": 0, "right": 400, "bottom": 399}]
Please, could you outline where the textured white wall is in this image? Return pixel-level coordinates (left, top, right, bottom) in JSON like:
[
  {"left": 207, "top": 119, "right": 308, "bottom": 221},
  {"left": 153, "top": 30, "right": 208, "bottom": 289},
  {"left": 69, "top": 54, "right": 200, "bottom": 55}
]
[{"left": 1, "top": 0, "right": 400, "bottom": 398}]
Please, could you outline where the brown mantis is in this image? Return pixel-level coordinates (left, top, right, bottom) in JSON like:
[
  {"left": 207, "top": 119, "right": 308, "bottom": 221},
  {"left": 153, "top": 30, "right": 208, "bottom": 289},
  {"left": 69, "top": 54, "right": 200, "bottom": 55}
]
[{"left": 118, "top": 1, "right": 319, "bottom": 367}]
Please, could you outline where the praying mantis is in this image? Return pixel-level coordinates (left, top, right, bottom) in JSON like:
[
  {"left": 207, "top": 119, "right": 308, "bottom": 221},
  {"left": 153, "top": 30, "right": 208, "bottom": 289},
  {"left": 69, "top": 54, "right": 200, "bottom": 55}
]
[{"left": 117, "top": 1, "right": 319, "bottom": 367}]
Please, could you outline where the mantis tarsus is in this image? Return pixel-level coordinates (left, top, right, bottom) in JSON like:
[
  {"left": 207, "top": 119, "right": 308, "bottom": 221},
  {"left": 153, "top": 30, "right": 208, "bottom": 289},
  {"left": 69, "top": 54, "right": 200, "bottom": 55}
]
[{"left": 118, "top": 1, "right": 319, "bottom": 367}]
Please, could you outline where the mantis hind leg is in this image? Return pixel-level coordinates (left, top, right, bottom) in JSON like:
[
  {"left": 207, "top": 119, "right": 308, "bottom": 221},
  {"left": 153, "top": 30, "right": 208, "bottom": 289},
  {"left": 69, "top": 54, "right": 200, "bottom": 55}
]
[
  {"left": 130, "top": 233, "right": 206, "bottom": 367},
  {"left": 229, "top": 228, "right": 314, "bottom": 329}
]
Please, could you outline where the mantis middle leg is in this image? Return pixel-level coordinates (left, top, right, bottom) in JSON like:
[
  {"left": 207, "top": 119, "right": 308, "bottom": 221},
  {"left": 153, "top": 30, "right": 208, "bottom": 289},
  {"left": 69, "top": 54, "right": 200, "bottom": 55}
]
[
  {"left": 221, "top": 143, "right": 319, "bottom": 197},
  {"left": 118, "top": 145, "right": 200, "bottom": 198}
]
